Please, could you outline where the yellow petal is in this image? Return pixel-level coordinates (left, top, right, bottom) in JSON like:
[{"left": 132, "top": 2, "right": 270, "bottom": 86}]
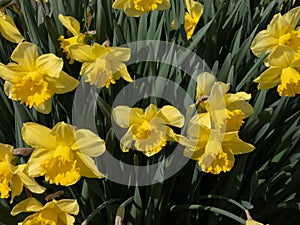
[
  {"left": 22, "top": 122, "right": 56, "bottom": 150},
  {"left": 0, "top": 14, "right": 24, "bottom": 43},
  {"left": 74, "top": 129, "right": 106, "bottom": 157},
  {"left": 76, "top": 153, "right": 104, "bottom": 178},
  {"left": 27, "top": 148, "right": 53, "bottom": 177},
  {"left": 0, "top": 143, "right": 13, "bottom": 162},
  {"left": 157, "top": 105, "right": 185, "bottom": 127},
  {"left": 144, "top": 104, "right": 158, "bottom": 120},
  {"left": 11, "top": 197, "right": 43, "bottom": 216},
  {"left": 254, "top": 67, "right": 281, "bottom": 89},
  {"left": 47, "top": 71, "right": 79, "bottom": 94},
  {"left": 36, "top": 54, "right": 63, "bottom": 78},
  {"left": 227, "top": 101, "right": 254, "bottom": 118},
  {"left": 282, "top": 6, "right": 300, "bottom": 30},
  {"left": 268, "top": 45, "right": 295, "bottom": 68},
  {"left": 267, "top": 13, "right": 291, "bottom": 37},
  {"left": 11, "top": 42, "right": 39, "bottom": 71},
  {"left": 17, "top": 169, "right": 46, "bottom": 194},
  {"left": 120, "top": 127, "right": 134, "bottom": 152},
  {"left": 55, "top": 199, "right": 79, "bottom": 215},
  {"left": 51, "top": 122, "right": 76, "bottom": 146},
  {"left": 250, "top": 30, "right": 278, "bottom": 57},
  {"left": 196, "top": 72, "right": 216, "bottom": 97},
  {"left": 113, "top": 67, "right": 133, "bottom": 83},
  {"left": 112, "top": 0, "right": 128, "bottom": 9},
  {"left": 59, "top": 213, "right": 76, "bottom": 225},
  {"left": 124, "top": 4, "right": 144, "bottom": 17},
  {"left": 223, "top": 132, "right": 255, "bottom": 154},
  {"left": 10, "top": 175, "right": 22, "bottom": 203},
  {"left": 35, "top": 98, "right": 52, "bottom": 114},
  {"left": 113, "top": 106, "right": 131, "bottom": 128},
  {"left": 0, "top": 63, "right": 17, "bottom": 82},
  {"left": 69, "top": 44, "right": 96, "bottom": 62},
  {"left": 157, "top": 0, "right": 171, "bottom": 10},
  {"left": 58, "top": 14, "right": 81, "bottom": 36},
  {"left": 246, "top": 219, "right": 264, "bottom": 225}
]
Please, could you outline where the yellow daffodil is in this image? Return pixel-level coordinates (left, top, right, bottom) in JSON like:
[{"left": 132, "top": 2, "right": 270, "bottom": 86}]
[
  {"left": 0, "top": 143, "right": 45, "bottom": 203},
  {"left": 195, "top": 72, "right": 254, "bottom": 132},
  {"left": 112, "top": 0, "right": 171, "bottom": 17},
  {"left": 181, "top": 119, "right": 255, "bottom": 174},
  {"left": 113, "top": 104, "right": 184, "bottom": 156},
  {"left": 22, "top": 122, "right": 106, "bottom": 186},
  {"left": 11, "top": 197, "right": 79, "bottom": 225},
  {"left": 251, "top": 6, "right": 300, "bottom": 57},
  {"left": 0, "top": 42, "right": 79, "bottom": 114},
  {"left": 0, "top": 9, "right": 24, "bottom": 43},
  {"left": 58, "top": 14, "right": 86, "bottom": 64},
  {"left": 246, "top": 219, "right": 265, "bottom": 225},
  {"left": 69, "top": 43, "right": 133, "bottom": 88},
  {"left": 254, "top": 45, "right": 300, "bottom": 96},
  {"left": 184, "top": 0, "right": 203, "bottom": 40}
]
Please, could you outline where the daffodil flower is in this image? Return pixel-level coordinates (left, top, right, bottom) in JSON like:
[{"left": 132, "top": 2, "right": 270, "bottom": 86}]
[
  {"left": 251, "top": 6, "right": 300, "bottom": 57},
  {"left": 0, "top": 9, "right": 24, "bottom": 43},
  {"left": 69, "top": 43, "right": 133, "bottom": 88},
  {"left": 113, "top": 104, "right": 184, "bottom": 157},
  {"left": 11, "top": 197, "right": 79, "bottom": 225},
  {"left": 0, "top": 42, "right": 79, "bottom": 114},
  {"left": 195, "top": 72, "right": 254, "bottom": 132},
  {"left": 254, "top": 45, "right": 300, "bottom": 96},
  {"left": 0, "top": 143, "right": 45, "bottom": 203},
  {"left": 184, "top": 0, "right": 203, "bottom": 40},
  {"left": 112, "top": 0, "right": 171, "bottom": 17},
  {"left": 181, "top": 119, "right": 255, "bottom": 174},
  {"left": 58, "top": 14, "right": 86, "bottom": 64},
  {"left": 22, "top": 122, "right": 106, "bottom": 186}
]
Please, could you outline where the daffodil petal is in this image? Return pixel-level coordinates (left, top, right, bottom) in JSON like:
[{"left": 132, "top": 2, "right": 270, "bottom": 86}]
[
  {"left": 254, "top": 67, "right": 281, "bottom": 89},
  {"left": 55, "top": 199, "right": 79, "bottom": 215},
  {"left": 11, "top": 197, "right": 43, "bottom": 216},
  {"left": 36, "top": 54, "right": 63, "bottom": 78},
  {"left": 11, "top": 42, "right": 38, "bottom": 70},
  {"left": 114, "top": 67, "right": 133, "bottom": 83},
  {"left": 282, "top": 6, "right": 300, "bottom": 30},
  {"left": 196, "top": 72, "right": 216, "bottom": 97},
  {"left": 113, "top": 106, "right": 131, "bottom": 128},
  {"left": 10, "top": 175, "right": 23, "bottom": 203},
  {"left": 226, "top": 101, "right": 254, "bottom": 118},
  {"left": 74, "top": 129, "right": 106, "bottom": 157},
  {"left": 246, "top": 219, "right": 264, "bottom": 225},
  {"left": 69, "top": 44, "right": 96, "bottom": 62},
  {"left": 269, "top": 45, "right": 295, "bottom": 67},
  {"left": 48, "top": 71, "right": 79, "bottom": 94},
  {"left": 157, "top": 0, "right": 171, "bottom": 10},
  {"left": 58, "top": 14, "right": 81, "bottom": 36},
  {"left": 157, "top": 105, "right": 185, "bottom": 127},
  {"left": 59, "top": 213, "right": 76, "bottom": 225},
  {"left": 0, "top": 14, "right": 24, "bottom": 43},
  {"left": 250, "top": 30, "right": 278, "bottom": 57},
  {"left": 112, "top": 0, "right": 128, "bottom": 9},
  {"left": 51, "top": 122, "right": 76, "bottom": 146},
  {"left": 22, "top": 122, "right": 56, "bottom": 150},
  {"left": 27, "top": 148, "right": 53, "bottom": 177},
  {"left": 223, "top": 132, "right": 255, "bottom": 154},
  {"left": 120, "top": 127, "right": 134, "bottom": 152},
  {"left": 76, "top": 153, "right": 104, "bottom": 178},
  {"left": 17, "top": 170, "right": 46, "bottom": 194},
  {"left": 35, "top": 98, "right": 52, "bottom": 114}
]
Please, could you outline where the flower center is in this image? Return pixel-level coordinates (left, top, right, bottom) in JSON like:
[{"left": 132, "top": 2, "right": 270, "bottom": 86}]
[
  {"left": 277, "top": 67, "right": 300, "bottom": 97},
  {"left": 24, "top": 213, "right": 56, "bottom": 225},
  {"left": 198, "top": 148, "right": 234, "bottom": 174},
  {"left": 132, "top": 0, "right": 163, "bottom": 12},
  {"left": 278, "top": 31, "right": 300, "bottom": 52},
  {"left": 135, "top": 120, "right": 151, "bottom": 139},
  {"left": 11, "top": 72, "right": 52, "bottom": 108},
  {"left": 0, "top": 162, "right": 13, "bottom": 198},
  {"left": 225, "top": 109, "right": 245, "bottom": 132},
  {"left": 40, "top": 145, "right": 80, "bottom": 186}
]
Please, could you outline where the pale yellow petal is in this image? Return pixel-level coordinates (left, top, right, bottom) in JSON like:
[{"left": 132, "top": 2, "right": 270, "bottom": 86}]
[
  {"left": 0, "top": 14, "right": 24, "bottom": 43},
  {"left": 250, "top": 30, "right": 278, "bottom": 57},
  {"left": 11, "top": 42, "right": 39, "bottom": 70},
  {"left": 76, "top": 153, "right": 104, "bottom": 178},
  {"left": 35, "top": 98, "right": 52, "bottom": 114},
  {"left": 0, "top": 63, "right": 18, "bottom": 82},
  {"left": 10, "top": 175, "right": 23, "bottom": 203},
  {"left": 157, "top": 0, "right": 171, "bottom": 10},
  {"left": 36, "top": 54, "right": 63, "bottom": 78},
  {"left": 47, "top": 71, "right": 79, "bottom": 94},
  {"left": 17, "top": 170, "right": 46, "bottom": 194},
  {"left": 267, "top": 13, "right": 291, "bottom": 37},
  {"left": 0, "top": 143, "right": 13, "bottom": 161},
  {"left": 144, "top": 104, "right": 158, "bottom": 120},
  {"left": 11, "top": 197, "right": 43, "bottom": 216},
  {"left": 113, "top": 67, "right": 133, "bottom": 83},
  {"left": 112, "top": 0, "right": 128, "bottom": 9},
  {"left": 254, "top": 67, "right": 281, "bottom": 89},
  {"left": 22, "top": 122, "right": 56, "bottom": 150},
  {"left": 196, "top": 72, "right": 216, "bottom": 97},
  {"left": 113, "top": 106, "right": 131, "bottom": 128},
  {"left": 223, "top": 132, "right": 255, "bottom": 154},
  {"left": 74, "top": 129, "right": 106, "bottom": 157},
  {"left": 157, "top": 105, "right": 184, "bottom": 127},
  {"left": 55, "top": 199, "right": 79, "bottom": 215},
  {"left": 120, "top": 127, "right": 134, "bottom": 152},
  {"left": 58, "top": 14, "right": 81, "bottom": 36},
  {"left": 27, "top": 149, "right": 53, "bottom": 177},
  {"left": 282, "top": 6, "right": 300, "bottom": 30},
  {"left": 246, "top": 219, "right": 264, "bottom": 225},
  {"left": 268, "top": 45, "right": 295, "bottom": 68},
  {"left": 59, "top": 213, "right": 76, "bottom": 225},
  {"left": 51, "top": 122, "right": 76, "bottom": 146},
  {"left": 69, "top": 44, "right": 96, "bottom": 62}
]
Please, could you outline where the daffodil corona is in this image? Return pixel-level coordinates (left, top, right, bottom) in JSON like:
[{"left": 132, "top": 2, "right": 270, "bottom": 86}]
[
  {"left": 0, "top": 143, "right": 45, "bottom": 203},
  {"left": 113, "top": 104, "right": 184, "bottom": 156},
  {"left": 22, "top": 122, "right": 106, "bottom": 186},
  {"left": 11, "top": 197, "right": 79, "bottom": 225},
  {"left": 0, "top": 42, "right": 79, "bottom": 114},
  {"left": 69, "top": 43, "right": 133, "bottom": 88},
  {"left": 112, "top": 0, "right": 171, "bottom": 17}
]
